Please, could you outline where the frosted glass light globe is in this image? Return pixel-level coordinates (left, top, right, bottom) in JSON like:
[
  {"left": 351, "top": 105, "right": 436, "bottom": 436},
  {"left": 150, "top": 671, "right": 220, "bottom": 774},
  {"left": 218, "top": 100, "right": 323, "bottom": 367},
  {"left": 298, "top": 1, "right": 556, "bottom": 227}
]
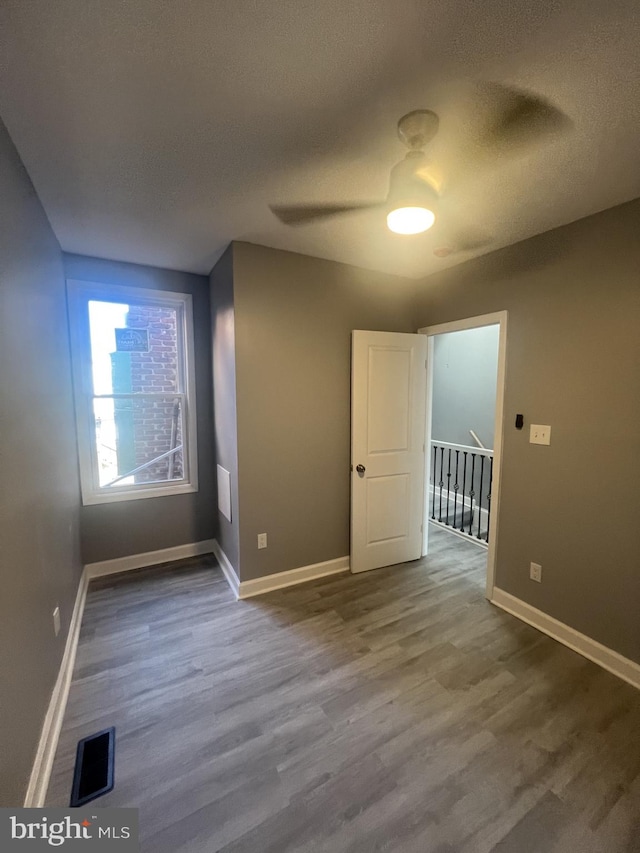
[{"left": 387, "top": 206, "right": 435, "bottom": 235}]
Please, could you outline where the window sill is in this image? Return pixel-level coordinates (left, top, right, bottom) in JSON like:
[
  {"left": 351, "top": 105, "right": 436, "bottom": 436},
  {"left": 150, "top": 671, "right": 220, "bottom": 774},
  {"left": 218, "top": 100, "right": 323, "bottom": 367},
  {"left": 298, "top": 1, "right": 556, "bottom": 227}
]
[{"left": 81, "top": 482, "right": 198, "bottom": 506}]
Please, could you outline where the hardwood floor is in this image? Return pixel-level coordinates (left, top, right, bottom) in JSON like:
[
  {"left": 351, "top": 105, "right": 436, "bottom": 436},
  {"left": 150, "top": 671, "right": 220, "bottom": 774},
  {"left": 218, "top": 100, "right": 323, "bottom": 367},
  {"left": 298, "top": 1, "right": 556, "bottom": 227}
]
[{"left": 46, "top": 527, "right": 640, "bottom": 852}]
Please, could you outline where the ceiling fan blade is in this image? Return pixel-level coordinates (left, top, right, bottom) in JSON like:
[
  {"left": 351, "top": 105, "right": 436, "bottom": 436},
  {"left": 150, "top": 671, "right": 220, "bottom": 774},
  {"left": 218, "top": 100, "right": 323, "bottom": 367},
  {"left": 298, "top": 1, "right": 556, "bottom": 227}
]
[
  {"left": 478, "top": 83, "right": 572, "bottom": 154},
  {"left": 270, "top": 202, "right": 383, "bottom": 226},
  {"left": 431, "top": 82, "right": 572, "bottom": 194}
]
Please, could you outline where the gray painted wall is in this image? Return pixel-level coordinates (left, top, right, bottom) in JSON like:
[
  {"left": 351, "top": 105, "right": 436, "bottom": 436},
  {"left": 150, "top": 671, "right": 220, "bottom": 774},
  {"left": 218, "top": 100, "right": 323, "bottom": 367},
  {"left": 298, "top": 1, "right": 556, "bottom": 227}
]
[
  {"left": 431, "top": 325, "right": 499, "bottom": 449},
  {"left": 232, "top": 242, "right": 416, "bottom": 582},
  {"left": 63, "top": 254, "right": 216, "bottom": 564},
  {"left": 0, "top": 119, "right": 82, "bottom": 805},
  {"left": 209, "top": 246, "right": 240, "bottom": 574},
  {"left": 414, "top": 199, "right": 640, "bottom": 664}
]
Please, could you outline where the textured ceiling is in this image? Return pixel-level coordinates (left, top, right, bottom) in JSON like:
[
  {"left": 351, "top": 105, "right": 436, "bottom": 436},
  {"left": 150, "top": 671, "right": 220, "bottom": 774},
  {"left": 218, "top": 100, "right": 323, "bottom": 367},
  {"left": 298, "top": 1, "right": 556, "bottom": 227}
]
[{"left": 1, "top": 0, "right": 639, "bottom": 278}]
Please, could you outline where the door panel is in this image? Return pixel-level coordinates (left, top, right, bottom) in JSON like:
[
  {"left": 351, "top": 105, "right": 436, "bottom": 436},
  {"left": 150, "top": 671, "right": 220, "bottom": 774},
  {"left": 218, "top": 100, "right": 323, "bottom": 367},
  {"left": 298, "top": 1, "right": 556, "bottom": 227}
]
[
  {"left": 367, "top": 347, "right": 411, "bottom": 452},
  {"left": 351, "top": 330, "right": 427, "bottom": 574},
  {"left": 367, "top": 474, "right": 410, "bottom": 543}
]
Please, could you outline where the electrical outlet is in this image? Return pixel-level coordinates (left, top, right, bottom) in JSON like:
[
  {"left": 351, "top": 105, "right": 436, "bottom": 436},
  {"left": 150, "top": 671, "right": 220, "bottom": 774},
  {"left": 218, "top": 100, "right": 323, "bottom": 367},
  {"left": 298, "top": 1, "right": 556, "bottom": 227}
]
[
  {"left": 529, "top": 424, "right": 551, "bottom": 445},
  {"left": 530, "top": 562, "right": 542, "bottom": 583},
  {"left": 53, "top": 606, "right": 61, "bottom": 636},
  {"left": 257, "top": 533, "right": 267, "bottom": 550}
]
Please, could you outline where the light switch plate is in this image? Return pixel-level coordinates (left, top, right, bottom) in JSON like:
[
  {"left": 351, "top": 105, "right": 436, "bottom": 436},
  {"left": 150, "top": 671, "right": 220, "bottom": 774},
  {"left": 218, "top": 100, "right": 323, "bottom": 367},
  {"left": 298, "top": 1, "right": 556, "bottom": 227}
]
[{"left": 530, "top": 424, "right": 551, "bottom": 445}]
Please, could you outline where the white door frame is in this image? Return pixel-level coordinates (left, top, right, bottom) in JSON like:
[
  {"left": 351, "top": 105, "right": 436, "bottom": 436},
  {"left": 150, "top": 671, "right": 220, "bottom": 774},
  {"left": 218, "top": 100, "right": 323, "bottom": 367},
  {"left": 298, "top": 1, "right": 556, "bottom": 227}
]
[{"left": 419, "top": 311, "right": 508, "bottom": 599}]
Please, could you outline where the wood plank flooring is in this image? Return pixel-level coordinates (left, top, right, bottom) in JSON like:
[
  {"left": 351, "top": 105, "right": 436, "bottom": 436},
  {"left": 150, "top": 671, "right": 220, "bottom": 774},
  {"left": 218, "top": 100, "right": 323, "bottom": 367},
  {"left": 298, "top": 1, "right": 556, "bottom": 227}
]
[{"left": 46, "top": 527, "right": 640, "bottom": 852}]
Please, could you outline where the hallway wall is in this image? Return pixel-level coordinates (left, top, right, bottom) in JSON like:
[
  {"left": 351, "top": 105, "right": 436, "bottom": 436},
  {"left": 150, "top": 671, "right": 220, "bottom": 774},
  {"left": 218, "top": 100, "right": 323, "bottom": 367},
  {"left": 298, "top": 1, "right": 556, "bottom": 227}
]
[
  {"left": 431, "top": 324, "right": 500, "bottom": 449},
  {"left": 231, "top": 243, "right": 417, "bottom": 581},
  {"left": 209, "top": 246, "right": 240, "bottom": 574},
  {"left": 0, "top": 117, "right": 82, "bottom": 805},
  {"left": 414, "top": 198, "right": 640, "bottom": 664}
]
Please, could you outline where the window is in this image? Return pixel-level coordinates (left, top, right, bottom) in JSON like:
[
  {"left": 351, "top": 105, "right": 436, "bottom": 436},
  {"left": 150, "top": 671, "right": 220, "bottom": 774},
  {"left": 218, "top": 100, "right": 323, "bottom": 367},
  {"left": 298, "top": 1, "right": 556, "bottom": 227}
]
[{"left": 68, "top": 280, "right": 198, "bottom": 505}]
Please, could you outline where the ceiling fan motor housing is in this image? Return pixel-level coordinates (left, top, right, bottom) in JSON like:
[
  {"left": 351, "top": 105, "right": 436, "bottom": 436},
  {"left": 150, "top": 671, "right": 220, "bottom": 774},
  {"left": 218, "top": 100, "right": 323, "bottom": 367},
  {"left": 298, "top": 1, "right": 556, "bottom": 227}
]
[{"left": 387, "top": 152, "right": 439, "bottom": 214}]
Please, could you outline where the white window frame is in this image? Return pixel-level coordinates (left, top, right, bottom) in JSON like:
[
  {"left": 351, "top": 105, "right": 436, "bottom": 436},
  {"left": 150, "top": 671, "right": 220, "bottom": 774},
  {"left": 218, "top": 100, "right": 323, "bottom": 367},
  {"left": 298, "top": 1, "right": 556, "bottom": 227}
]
[{"left": 67, "top": 279, "right": 198, "bottom": 505}]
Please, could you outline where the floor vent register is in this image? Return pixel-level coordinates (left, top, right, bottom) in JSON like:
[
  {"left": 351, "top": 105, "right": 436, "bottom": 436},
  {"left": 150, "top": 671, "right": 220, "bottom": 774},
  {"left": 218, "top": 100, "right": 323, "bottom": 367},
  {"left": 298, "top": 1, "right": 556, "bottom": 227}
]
[{"left": 69, "top": 727, "right": 115, "bottom": 807}]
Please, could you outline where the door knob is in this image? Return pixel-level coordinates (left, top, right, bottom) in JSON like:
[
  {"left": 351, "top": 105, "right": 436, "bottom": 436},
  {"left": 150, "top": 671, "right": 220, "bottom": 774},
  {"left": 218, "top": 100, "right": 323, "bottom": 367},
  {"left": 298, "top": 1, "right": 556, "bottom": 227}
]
[{"left": 356, "top": 464, "right": 366, "bottom": 475}]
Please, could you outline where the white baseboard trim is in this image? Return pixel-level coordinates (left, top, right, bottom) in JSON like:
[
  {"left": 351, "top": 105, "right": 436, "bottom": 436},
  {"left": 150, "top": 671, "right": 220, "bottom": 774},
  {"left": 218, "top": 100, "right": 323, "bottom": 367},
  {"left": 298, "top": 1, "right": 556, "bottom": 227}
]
[
  {"left": 211, "top": 541, "right": 350, "bottom": 600},
  {"left": 429, "top": 519, "right": 488, "bottom": 550},
  {"left": 491, "top": 587, "right": 640, "bottom": 690},
  {"left": 211, "top": 540, "right": 240, "bottom": 599},
  {"left": 25, "top": 538, "right": 218, "bottom": 806},
  {"left": 85, "top": 539, "right": 216, "bottom": 579},
  {"left": 237, "top": 555, "right": 350, "bottom": 599},
  {"left": 24, "top": 570, "right": 89, "bottom": 807},
  {"left": 428, "top": 484, "right": 474, "bottom": 513}
]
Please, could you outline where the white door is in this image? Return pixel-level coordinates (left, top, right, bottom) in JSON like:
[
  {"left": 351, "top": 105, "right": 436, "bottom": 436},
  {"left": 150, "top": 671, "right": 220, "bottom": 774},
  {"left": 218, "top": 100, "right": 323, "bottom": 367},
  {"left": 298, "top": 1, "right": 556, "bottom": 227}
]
[{"left": 351, "top": 330, "right": 427, "bottom": 574}]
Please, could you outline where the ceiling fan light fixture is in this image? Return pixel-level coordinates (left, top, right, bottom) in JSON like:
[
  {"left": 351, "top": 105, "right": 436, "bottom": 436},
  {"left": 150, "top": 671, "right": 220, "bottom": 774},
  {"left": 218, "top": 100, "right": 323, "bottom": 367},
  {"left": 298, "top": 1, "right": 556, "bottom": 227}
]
[
  {"left": 386, "top": 152, "right": 438, "bottom": 235},
  {"left": 387, "top": 205, "right": 435, "bottom": 235}
]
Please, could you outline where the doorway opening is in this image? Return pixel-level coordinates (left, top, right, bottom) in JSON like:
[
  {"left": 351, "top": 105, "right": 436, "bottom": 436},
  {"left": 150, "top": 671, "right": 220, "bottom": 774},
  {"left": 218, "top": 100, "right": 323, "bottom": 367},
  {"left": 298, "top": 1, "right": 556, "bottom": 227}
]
[{"left": 420, "top": 312, "right": 507, "bottom": 598}]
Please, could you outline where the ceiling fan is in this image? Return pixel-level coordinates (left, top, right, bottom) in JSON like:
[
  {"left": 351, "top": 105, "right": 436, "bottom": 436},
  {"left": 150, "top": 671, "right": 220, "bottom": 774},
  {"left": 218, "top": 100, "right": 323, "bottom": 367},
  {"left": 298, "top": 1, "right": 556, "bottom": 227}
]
[{"left": 269, "top": 83, "right": 571, "bottom": 255}]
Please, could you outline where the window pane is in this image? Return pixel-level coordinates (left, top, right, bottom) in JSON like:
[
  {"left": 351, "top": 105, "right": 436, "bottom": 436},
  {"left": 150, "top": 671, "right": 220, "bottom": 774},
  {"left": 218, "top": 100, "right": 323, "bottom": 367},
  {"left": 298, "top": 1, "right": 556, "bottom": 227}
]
[
  {"left": 123, "top": 303, "right": 181, "bottom": 395},
  {"left": 94, "top": 397, "right": 120, "bottom": 486},
  {"left": 94, "top": 397, "right": 185, "bottom": 488},
  {"left": 88, "top": 301, "right": 129, "bottom": 395},
  {"left": 88, "top": 300, "right": 181, "bottom": 397},
  {"left": 71, "top": 281, "right": 196, "bottom": 504}
]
